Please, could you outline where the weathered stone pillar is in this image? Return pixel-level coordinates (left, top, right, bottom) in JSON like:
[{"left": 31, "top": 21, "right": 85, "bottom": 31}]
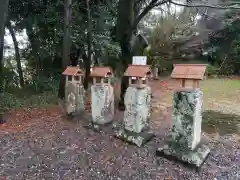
[
  {"left": 65, "top": 81, "right": 85, "bottom": 115},
  {"left": 90, "top": 67, "right": 114, "bottom": 127},
  {"left": 157, "top": 64, "right": 210, "bottom": 169},
  {"left": 115, "top": 65, "right": 154, "bottom": 147},
  {"left": 157, "top": 89, "right": 210, "bottom": 167},
  {"left": 62, "top": 66, "right": 85, "bottom": 115},
  {"left": 91, "top": 84, "right": 114, "bottom": 125},
  {"left": 124, "top": 86, "right": 151, "bottom": 132}
]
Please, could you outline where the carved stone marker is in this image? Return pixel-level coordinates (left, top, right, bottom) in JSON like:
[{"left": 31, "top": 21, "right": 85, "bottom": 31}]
[
  {"left": 90, "top": 67, "right": 114, "bottom": 126},
  {"left": 156, "top": 64, "right": 210, "bottom": 169},
  {"left": 115, "top": 65, "right": 154, "bottom": 147},
  {"left": 62, "top": 66, "right": 85, "bottom": 115}
]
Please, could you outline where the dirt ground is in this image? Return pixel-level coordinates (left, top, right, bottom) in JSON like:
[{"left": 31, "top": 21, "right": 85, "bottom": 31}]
[{"left": 0, "top": 78, "right": 239, "bottom": 180}]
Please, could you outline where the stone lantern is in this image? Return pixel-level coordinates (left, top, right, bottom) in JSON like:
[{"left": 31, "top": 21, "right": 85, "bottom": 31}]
[
  {"left": 156, "top": 64, "right": 210, "bottom": 169},
  {"left": 62, "top": 66, "right": 85, "bottom": 115},
  {"left": 90, "top": 66, "right": 114, "bottom": 126},
  {"left": 115, "top": 65, "right": 154, "bottom": 147}
]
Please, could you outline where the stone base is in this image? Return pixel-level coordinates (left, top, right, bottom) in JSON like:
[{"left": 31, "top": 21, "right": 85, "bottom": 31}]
[
  {"left": 83, "top": 121, "right": 113, "bottom": 132},
  {"left": 115, "top": 128, "right": 155, "bottom": 147},
  {"left": 156, "top": 143, "right": 210, "bottom": 170},
  {"left": 67, "top": 110, "right": 85, "bottom": 117}
]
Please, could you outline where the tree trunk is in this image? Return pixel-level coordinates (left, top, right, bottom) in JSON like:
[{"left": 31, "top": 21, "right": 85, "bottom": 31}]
[
  {"left": 62, "top": 0, "right": 72, "bottom": 68},
  {"left": 58, "top": 0, "right": 72, "bottom": 99},
  {"left": 118, "top": 35, "right": 148, "bottom": 110},
  {"left": 7, "top": 21, "right": 24, "bottom": 88},
  {"left": 0, "top": 0, "right": 9, "bottom": 123},
  {"left": 116, "top": 0, "right": 135, "bottom": 110},
  {"left": 0, "top": 0, "right": 9, "bottom": 93},
  {"left": 83, "top": 0, "right": 92, "bottom": 90},
  {"left": 115, "top": 0, "right": 170, "bottom": 110},
  {"left": 25, "top": 22, "right": 41, "bottom": 73},
  {"left": 118, "top": 39, "right": 132, "bottom": 110}
]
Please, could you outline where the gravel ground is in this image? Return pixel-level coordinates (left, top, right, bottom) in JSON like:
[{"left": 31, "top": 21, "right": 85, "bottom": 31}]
[
  {"left": 0, "top": 79, "right": 239, "bottom": 180},
  {"left": 0, "top": 111, "right": 239, "bottom": 180}
]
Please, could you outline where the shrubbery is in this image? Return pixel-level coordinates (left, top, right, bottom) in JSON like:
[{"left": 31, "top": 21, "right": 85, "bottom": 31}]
[
  {"left": 0, "top": 72, "right": 60, "bottom": 111},
  {"left": 206, "top": 64, "right": 219, "bottom": 77},
  {"left": 0, "top": 91, "right": 58, "bottom": 111}
]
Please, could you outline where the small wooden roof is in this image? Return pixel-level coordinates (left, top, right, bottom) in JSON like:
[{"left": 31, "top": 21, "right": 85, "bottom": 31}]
[
  {"left": 90, "top": 66, "right": 113, "bottom": 77},
  {"left": 124, "top": 65, "right": 151, "bottom": 78},
  {"left": 62, "top": 66, "right": 84, "bottom": 76},
  {"left": 171, "top": 64, "right": 207, "bottom": 80}
]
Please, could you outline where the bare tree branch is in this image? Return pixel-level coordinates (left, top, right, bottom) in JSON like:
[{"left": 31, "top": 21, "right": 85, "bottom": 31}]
[
  {"left": 133, "top": 0, "right": 169, "bottom": 29},
  {"left": 134, "top": 0, "right": 144, "bottom": 7},
  {"left": 170, "top": 0, "right": 240, "bottom": 9}
]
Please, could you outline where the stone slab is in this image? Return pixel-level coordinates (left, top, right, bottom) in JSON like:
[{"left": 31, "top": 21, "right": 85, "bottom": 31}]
[
  {"left": 115, "top": 128, "right": 155, "bottom": 147},
  {"left": 156, "top": 142, "right": 210, "bottom": 169}
]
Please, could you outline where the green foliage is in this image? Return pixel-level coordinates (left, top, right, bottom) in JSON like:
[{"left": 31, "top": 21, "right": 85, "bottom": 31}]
[
  {"left": 206, "top": 64, "right": 219, "bottom": 77},
  {"left": 147, "top": 8, "right": 197, "bottom": 67},
  {"left": 0, "top": 68, "right": 60, "bottom": 111},
  {"left": 27, "top": 71, "right": 60, "bottom": 93},
  {"left": 1, "top": 66, "right": 19, "bottom": 89},
  {"left": 100, "top": 40, "right": 121, "bottom": 73},
  {"left": 0, "top": 71, "right": 60, "bottom": 110},
  {"left": 148, "top": 56, "right": 174, "bottom": 75},
  {"left": 227, "top": 36, "right": 240, "bottom": 74},
  {"left": 207, "top": 17, "right": 240, "bottom": 75},
  {"left": 0, "top": 91, "right": 58, "bottom": 111}
]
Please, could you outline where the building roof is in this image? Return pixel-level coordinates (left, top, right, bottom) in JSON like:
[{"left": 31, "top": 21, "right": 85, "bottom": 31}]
[
  {"left": 90, "top": 66, "right": 113, "bottom": 77},
  {"left": 171, "top": 64, "right": 207, "bottom": 80},
  {"left": 124, "top": 65, "right": 151, "bottom": 78},
  {"left": 62, "top": 66, "right": 84, "bottom": 76}
]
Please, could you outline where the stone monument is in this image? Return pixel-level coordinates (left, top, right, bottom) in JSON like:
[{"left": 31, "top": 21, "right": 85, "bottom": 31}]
[
  {"left": 115, "top": 65, "right": 154, "bottom": 147},
  {"left": 90, "top": 66, "right": 114, "bottom": 127},
  {"left": 156, "top": 64, "right": 210, "bottom": 169},
  {"left": 62, "top": 66, "right": 85, "bottom": 115}
]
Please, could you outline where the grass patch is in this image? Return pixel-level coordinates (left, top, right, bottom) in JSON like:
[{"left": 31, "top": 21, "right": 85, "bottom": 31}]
[
  {"left": 202, "top": 110, "right": 240, "bottom": 135},
  {"left": 201, "top": 78, "right": 240, "bottom": 104}
]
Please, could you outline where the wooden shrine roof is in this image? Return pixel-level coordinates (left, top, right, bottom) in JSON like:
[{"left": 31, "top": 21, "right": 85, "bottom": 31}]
[
  {"left": 62, "top": 66, "right": 84, "bottom": 76},
  {"left": 124, "top": 65, "right": 151, "bottom": 78},
  {"left": 90, "top": 66, "right": 113, "bottom": 77},
  {"left": 171, "top": 64, "right": 207, "bottom": 80}
]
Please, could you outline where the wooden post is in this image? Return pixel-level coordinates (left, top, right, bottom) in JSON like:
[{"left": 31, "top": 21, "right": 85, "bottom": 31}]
[
  {"left": 181, "top": 79, "right": 185, "bottom": 88},
  {"left": 100, "top": 78, "right": 104, "bottom": 84},
  {"left": 128, "top": 77, "right": 132, "bottom": 86},
  {"left": 145, "top": 78, "right": 148, "bottom": 85},
  {"left": 138, "top": 78, "right": 142, "bottom": 88},
  {"left": 196, "top": 80, "right": 199, "bottom": 88},
  {"left": 93, "top": 77, "right": 96, "bottom": 84}
]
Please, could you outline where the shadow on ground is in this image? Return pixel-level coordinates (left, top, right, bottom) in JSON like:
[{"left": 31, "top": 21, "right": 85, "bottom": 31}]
[{"left": 202, "top": 110, "right": 240, "bottom": 135}]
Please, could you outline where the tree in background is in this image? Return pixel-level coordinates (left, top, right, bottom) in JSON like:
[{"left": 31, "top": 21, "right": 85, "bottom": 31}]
[
  {"left": 58, "top": 0, "right": 72, "bottom": 100},
  {"left": 207, "top": 14, "right": 240, "bottom": 75},
  {"left": 0, "top": 0, "right": 9, "bottom": 123},
  {"left": 147, "top": 7, "right": 200, "bottom": 71},
  {"left": 1, "top": 0, "right": 240, "bottom": 111},
  {"left": 115, "top": 0, "right": 170, "bottom": 109},
  {"left": 6, "top": 21, "right": 24, "bottom": 88},
  {"left": 0, "top": 0, "right": 10, "bottom": 91}
]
